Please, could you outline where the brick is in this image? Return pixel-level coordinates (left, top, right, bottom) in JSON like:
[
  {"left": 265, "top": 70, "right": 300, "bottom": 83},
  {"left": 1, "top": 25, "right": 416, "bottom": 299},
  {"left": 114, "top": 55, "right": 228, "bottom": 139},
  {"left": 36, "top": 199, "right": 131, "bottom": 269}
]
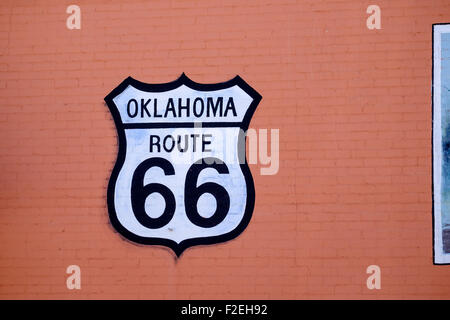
[{"left": 0, "top": 0, "right": 449, "bottom": 300}]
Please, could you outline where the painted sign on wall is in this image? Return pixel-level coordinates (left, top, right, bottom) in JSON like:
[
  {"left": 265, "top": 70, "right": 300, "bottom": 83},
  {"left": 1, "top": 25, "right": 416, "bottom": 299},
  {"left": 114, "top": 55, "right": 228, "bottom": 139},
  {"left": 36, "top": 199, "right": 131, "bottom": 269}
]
[
  {"left": 433, "top": 23, "right": 450, "bottom": 264},
  {"left": 104, "top": 74, "right": 261, "bottom": 256}
]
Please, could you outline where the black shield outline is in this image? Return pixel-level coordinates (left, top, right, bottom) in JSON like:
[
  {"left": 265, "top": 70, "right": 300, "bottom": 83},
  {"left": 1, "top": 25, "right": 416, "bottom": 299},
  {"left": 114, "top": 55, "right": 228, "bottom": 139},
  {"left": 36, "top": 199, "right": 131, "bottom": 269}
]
[{"left": 104, "top": 74, "right": 262, "bottom": 257}]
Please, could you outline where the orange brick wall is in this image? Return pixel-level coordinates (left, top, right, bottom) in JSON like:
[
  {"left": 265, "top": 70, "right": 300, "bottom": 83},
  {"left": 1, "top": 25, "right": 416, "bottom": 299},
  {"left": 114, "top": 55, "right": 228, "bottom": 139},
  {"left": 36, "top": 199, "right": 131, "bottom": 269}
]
[{"left": 1, "top": 0, "right": 449, "bottom": 299}]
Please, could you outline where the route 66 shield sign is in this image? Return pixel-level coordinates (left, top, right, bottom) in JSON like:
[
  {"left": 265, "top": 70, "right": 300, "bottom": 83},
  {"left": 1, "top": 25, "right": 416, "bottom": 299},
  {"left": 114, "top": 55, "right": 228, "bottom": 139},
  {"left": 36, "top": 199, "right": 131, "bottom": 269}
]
[{"left": 104, "top": 74, "right": 261, "bottom": 256}]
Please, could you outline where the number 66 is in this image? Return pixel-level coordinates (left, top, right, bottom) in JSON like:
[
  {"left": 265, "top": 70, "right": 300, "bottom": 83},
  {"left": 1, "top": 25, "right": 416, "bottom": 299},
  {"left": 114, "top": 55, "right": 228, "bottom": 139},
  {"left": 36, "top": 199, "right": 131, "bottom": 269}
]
[{"left": 131, "top": 157, "right": 230, "bottom": 229}]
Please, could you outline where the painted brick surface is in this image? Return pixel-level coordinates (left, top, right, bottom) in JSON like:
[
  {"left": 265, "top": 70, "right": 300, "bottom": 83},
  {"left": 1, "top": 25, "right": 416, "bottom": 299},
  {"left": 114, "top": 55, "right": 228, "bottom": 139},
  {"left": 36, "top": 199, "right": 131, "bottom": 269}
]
[{"left": 0, "top": 0, "right": 449, "bottom": 299}]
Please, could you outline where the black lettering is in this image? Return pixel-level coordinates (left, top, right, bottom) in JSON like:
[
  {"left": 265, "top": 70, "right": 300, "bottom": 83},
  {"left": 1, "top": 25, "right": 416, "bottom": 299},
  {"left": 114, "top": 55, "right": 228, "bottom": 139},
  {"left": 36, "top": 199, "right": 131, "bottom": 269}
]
[
  {"left": 153, "top": 98, "right": 162, "bottom": 118},
  {"left": 177, "top": 135, "right": 188, "bottom": 152},
  {"left": 193, "top": 98, "right": 204, "bottom": 117},
  {"left": 190, "top": 134, "right": 200, "bottom": 152},
  {"left": 140, "top": 99, "right": 151, "bottom": 117},
  {"left": 149, "top": 135, "right": 160, "bottom": 153},
  {"left": 202, "top": 134, "right": 212, "bottom": 152},
  {"left": 127, "top": 99, "right": 138, "bottom": 118},
  {"left": 224, "top": 97, "right": 237, "bottom": 117},
  {"left": 163, "top": 135, "right": 175, "bottom": 152},
  {"left": 178, "top": 98, "right": 190, "bottom": 117},
  {"left": 164, "top": 98, "right": 176, "bottom": 118},
  {"left": 206, "top": 97, "right": 223, "bottom": 117}
]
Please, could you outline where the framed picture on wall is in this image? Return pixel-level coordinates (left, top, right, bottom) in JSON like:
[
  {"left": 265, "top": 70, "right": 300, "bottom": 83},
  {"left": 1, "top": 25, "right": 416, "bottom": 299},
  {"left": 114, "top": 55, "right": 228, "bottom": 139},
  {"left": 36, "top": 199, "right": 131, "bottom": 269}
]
[{"left": 433, "top": 23, "right": 450, "bottom": 264}]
